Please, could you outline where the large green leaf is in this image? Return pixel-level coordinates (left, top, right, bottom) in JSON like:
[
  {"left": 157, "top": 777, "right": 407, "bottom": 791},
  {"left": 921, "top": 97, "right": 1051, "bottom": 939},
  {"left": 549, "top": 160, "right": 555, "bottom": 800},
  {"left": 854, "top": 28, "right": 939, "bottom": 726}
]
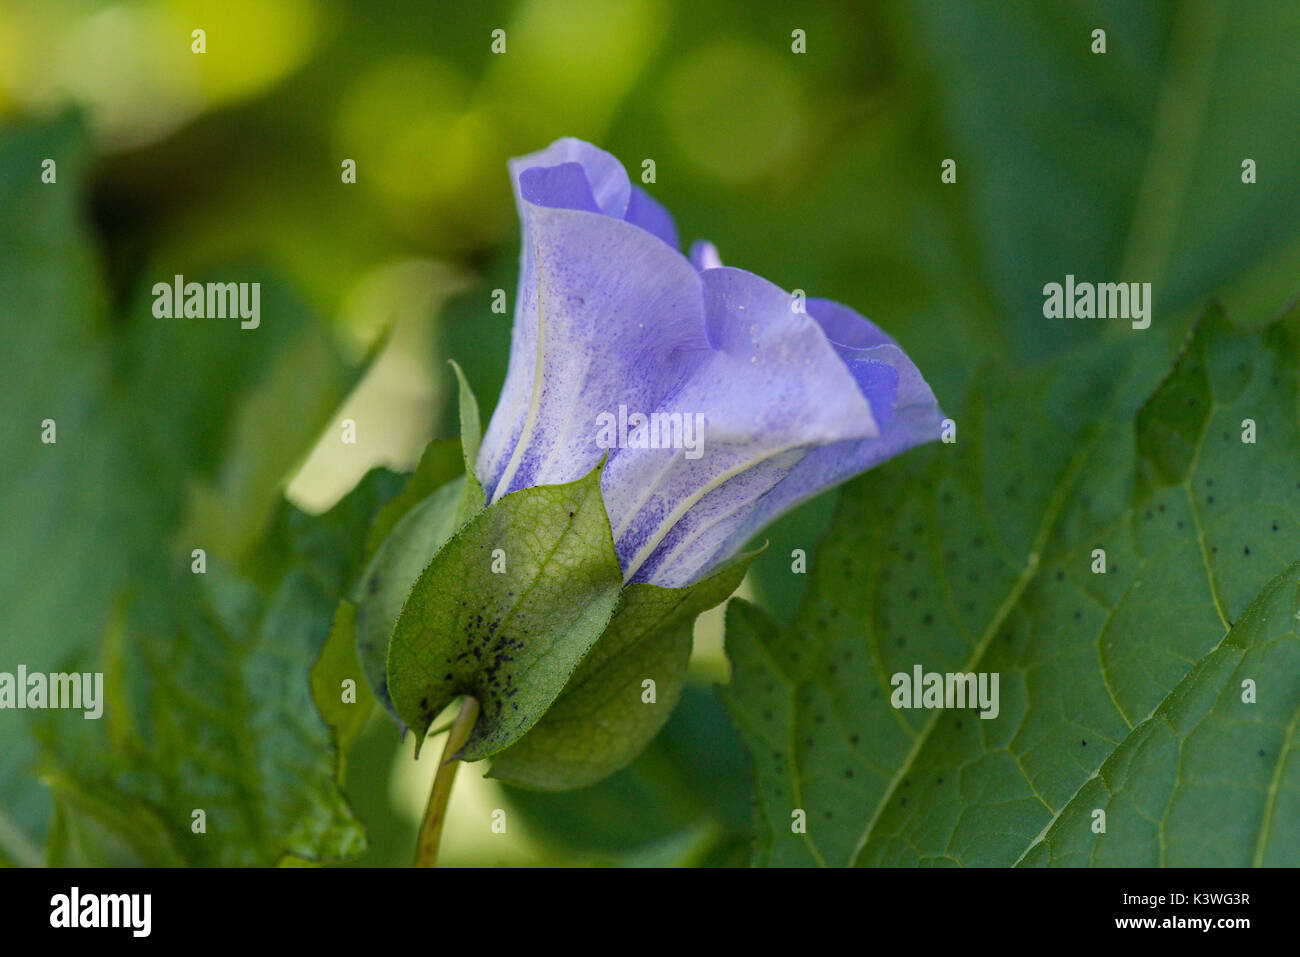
[
  {"left": 0, "top": 115, "right": 363, "bottom": 847},
  {"left": 721, "top": 304, "right": 1299, "bottom": 866},
  {"left": 33, "top": 468, "right": 408, "bottom": 866},
  {"left": 387, "top": 462, "right": 622, "bottom": 758},
  {"left": 737, "top": 0, "right": 1300, "bottom": 619},
  {"left": 905, "top": 0, "right": 1300, "bottom": 356},
  {"left": 489, "top": 553, "right": 755, "bottom": 790},
  {"left": 1019, "top": 560, "right": 1300, "bottom": 866}
]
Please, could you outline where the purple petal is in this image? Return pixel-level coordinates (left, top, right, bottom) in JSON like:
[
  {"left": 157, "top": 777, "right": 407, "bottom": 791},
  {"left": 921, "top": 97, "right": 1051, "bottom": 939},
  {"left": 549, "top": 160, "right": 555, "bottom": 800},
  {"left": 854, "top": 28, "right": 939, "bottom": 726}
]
[
  {"left": 690, "top": 240, "right": 723, "bottom": 271},
  {"left": 624, "top": 185, "right": 679, "bottom": 250},
  {"left": 518, "top": 163, "right": 600, "bottom": 214},
  {"left": 477, "top": 202, "right": 710, "bottom": 501},
  {"left": 508, "top": 137, "right": 630, "bottom": 218},
  {"left": 603, "top": 267, "right": 879, "bottom": 586},
  {"left": 683, "top": 339, "right": 945, "bottom": 580},
  {"left": 806, "top": 297, "right": 895, "bottom": 349}
]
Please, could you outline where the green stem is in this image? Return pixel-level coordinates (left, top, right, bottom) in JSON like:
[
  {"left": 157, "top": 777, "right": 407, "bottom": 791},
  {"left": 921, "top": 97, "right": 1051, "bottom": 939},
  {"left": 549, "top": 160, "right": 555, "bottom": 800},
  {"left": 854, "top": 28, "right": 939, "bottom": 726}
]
[{"left": 413, "top": 696, "right": 479, "bottom": 868}]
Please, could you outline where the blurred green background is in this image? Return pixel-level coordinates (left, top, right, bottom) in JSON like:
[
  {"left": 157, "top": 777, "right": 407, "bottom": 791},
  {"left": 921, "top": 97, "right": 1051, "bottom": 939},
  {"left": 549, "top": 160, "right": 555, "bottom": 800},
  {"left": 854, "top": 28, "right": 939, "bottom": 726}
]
[{"left": 2, "top": 0, "right": 1297, "bottom": 866}]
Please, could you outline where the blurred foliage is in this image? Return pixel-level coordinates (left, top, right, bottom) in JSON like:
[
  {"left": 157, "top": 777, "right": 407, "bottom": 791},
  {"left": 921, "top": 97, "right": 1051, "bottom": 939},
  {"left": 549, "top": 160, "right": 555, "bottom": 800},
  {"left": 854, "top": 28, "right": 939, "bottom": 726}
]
[{"left": 1, "top": 0, "right": 1298, "bottom": 866}]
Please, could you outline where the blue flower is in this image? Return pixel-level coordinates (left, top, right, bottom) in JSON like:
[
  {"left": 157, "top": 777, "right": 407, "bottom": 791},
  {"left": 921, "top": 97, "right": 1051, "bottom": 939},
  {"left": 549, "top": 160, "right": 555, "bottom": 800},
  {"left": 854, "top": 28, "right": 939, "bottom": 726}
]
[{"left": 478, "top": 138, "right": 944, "bottom": 587}]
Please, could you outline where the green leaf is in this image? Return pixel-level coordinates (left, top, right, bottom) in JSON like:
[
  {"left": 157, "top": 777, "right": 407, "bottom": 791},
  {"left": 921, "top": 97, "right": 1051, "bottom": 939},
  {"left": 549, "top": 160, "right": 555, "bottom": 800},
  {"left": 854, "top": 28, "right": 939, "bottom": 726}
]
[
  {"left": 499, "top": 685, "right": 753, "bottom": 865},
  {"left": 721, "top": 304, "right": 1300, "bottom": 866},
  {"left": 904, "top": 0, "right": 1300, "bottom": 357},
  {"left": 310, "top": 600, "right": 373, "bottom": 773},
  {"left": 350, "top": 365, "right": 488, "bottom": 729},
  {"left": 363, "top": 439, "right": 463, "bottom": 561},
  {"left": 354, "top": 475, "right": 468, "bottom": 718},
  {"left": 449, "top": 360, "right": 483, "bottom": 486},
  {"left": 0, "top": 115, "right": 377, "bottom": 843},
  {"left": 449, "top": 359, "right": 488, "bottom": 527},
  {"left": 36, "top": 564, "right": 366, "bottom": 866},
  {"left": 490, "top": 552, "right": 756, "bottom": 790},
  {"left": 387, "top": 462, "right": 622, "bottom": 758},
  {"left": 1018, "top": 561, "right": 1300, "bottom": 866},
  {"left": 34, "top": 468, "right": 409, "bottom": 866},
  {"left": 179, "top": 305, "right": 358, "bottom": 561}
]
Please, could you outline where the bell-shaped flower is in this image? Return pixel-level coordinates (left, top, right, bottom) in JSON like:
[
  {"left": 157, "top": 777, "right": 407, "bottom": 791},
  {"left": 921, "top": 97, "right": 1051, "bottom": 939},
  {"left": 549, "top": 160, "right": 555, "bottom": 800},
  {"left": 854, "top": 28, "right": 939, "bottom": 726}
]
[{"left": 477, "top": 138, "right": 944, "bottom": 588}]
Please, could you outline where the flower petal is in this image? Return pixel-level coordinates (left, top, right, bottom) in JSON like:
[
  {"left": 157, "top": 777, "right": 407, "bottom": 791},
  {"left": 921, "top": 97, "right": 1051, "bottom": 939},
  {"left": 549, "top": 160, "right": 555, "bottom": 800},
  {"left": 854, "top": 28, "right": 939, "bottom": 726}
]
[
  {"left": 517, "top": 163, "right": 600, "bottom": 214},
  {"left": 806, "top": 296, "right": 895, "bottom": 349},
  {"left": 674, "top": 337, "right": 944, "bottom": 583},
  {"left": 689, "top": 240, "right": 723, "bottom": 272},
  {"left": 624, "top": 185, "right": 679, "bottom": 250},
  {"left": 507, "top": 137, "right": 630, "bottom": 217},
  {"left": 604, "top": 267, "right": 879, "bottom": 586},
  {"left": 484, "top": 139, "right": 945, "bottom": 590},
  {"left": 477, "top": 203, "right": 710, "bottom": 501}
]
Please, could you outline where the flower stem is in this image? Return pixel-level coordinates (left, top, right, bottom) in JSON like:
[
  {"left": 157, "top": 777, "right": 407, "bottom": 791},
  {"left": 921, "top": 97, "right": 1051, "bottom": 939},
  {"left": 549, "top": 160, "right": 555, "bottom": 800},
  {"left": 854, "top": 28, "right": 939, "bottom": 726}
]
[{"left": 413, "top": 695, "right": 480, "bottom": 868}]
